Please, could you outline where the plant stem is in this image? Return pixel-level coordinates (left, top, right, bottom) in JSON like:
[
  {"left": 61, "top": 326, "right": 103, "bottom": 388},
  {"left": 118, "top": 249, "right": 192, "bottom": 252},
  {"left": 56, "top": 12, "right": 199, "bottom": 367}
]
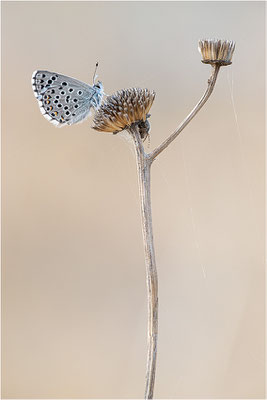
[
  {"left": 127, "top": 64, "right": 221, "bottom": 399},
  {"left": 150, "top": 64, "right": 220, "bottom": 161},
  {"left": 128, "top": 125, "right": 158, "bottom": 400}
]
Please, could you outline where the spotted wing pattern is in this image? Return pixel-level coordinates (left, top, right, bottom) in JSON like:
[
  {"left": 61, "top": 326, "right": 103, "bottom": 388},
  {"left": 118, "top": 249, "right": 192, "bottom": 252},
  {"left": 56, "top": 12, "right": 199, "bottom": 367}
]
[{"left": 32, "top": 70, "right": 104, "bottom": 127}]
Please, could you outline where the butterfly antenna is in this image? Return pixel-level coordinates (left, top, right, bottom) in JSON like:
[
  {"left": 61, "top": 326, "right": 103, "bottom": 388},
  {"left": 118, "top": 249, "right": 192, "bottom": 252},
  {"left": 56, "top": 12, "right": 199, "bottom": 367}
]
[{"left": 93, "top": 62, "right": 99, "bottom": 84}]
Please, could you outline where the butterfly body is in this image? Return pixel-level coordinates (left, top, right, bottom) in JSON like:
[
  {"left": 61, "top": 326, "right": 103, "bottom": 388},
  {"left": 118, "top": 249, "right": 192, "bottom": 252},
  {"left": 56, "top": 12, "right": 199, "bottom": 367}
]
[{"left": 32, "top": 70, "right": 104, "bottom": 127}]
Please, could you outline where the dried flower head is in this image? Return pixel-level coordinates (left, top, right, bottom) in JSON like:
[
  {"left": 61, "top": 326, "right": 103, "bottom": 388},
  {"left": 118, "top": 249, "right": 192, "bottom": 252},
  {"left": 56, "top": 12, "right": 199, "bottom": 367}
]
[
  {"left": 198, "top": 39, "right": 235, "bottom": 66},
  {"left": 92, "top": 88, "right": 155, "bottom": 138}
]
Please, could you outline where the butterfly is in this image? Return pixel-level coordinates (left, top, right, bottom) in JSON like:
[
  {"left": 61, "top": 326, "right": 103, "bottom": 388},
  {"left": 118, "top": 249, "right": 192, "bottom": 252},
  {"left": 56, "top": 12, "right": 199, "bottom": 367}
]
[{"left": 32, "top": 63, "right": 104, "bottom": 127}]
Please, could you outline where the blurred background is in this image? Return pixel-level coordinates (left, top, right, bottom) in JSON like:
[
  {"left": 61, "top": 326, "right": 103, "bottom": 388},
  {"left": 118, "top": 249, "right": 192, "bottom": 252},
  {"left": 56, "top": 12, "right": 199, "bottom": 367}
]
[{"left": 2, "top": 1, "right": 265, "bottom": 399}]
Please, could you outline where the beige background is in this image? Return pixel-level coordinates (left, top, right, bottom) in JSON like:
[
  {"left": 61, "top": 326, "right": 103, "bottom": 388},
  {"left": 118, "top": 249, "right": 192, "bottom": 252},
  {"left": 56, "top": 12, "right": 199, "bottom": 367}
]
[{"left": 2, "top": 1, "right": 265, "bottom": 399}]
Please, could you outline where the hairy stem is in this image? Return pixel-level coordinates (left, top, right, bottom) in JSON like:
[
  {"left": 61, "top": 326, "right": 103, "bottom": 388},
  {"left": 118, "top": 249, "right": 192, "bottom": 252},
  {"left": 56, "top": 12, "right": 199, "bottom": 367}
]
[
  {"left": 150, "top": 64, "right": 220, "bottom": 161},
  {"left": 128, "top": 125, "right": 158, "bottom": 399}
]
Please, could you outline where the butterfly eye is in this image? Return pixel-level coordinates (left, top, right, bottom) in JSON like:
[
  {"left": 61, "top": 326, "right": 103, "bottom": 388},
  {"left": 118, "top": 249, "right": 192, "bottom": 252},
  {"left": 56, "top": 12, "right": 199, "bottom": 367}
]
[
  {"left": 62, "top": 82, "right": 67, "bottom": 86},
  {"left": 95, "top": 82, "right": 102, "bottom": 89},
  {"left": 78, "top": 90, "right": 83, "bottom": 95},
  {"left": 68, "top": 88, "right": 74, "bottom": 93}
]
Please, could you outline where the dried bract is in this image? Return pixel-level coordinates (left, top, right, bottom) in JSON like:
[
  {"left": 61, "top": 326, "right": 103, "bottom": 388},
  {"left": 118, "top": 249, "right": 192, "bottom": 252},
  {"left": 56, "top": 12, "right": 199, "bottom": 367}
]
[
  {"left": 198, "top": 39, "right": 235, "bottom": 66},
  {"left": 92, "top": 88, "right": 155, "bottom": 137}
]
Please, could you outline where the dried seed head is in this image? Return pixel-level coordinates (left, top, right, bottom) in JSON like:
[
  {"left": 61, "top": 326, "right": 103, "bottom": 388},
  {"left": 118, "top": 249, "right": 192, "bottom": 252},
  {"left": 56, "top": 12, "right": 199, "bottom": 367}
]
[
  {"left": 92, "top": 88, "right": 155, "bottom": 137},
  {"left": 198, "top": 39, "right": 235, "bottom": 66}
]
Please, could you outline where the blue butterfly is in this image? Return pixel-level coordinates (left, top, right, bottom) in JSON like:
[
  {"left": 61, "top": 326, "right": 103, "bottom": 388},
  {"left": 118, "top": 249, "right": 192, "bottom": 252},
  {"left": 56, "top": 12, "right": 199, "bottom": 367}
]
[{"left": 32, "top": 64, "right": 104, "bottom": 127}]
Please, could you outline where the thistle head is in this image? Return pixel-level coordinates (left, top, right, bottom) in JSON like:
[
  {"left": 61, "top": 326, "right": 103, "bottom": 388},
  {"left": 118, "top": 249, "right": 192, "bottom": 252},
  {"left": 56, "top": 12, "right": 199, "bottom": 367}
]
[
  {"left": 198, "top": 39, "right": 235, "bottom": 66},
  {"left": 92, "top": 87, "right": 155, "bottom": 140}
]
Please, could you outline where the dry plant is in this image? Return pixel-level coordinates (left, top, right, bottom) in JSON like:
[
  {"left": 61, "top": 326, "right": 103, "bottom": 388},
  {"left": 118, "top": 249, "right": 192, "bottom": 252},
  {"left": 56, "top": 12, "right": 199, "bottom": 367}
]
[
  {"left": 32, "top": 37, "right": 235, "bottom": 400},
  {"left": 92, "top": 39, "right": 235, "bottom": 399}
]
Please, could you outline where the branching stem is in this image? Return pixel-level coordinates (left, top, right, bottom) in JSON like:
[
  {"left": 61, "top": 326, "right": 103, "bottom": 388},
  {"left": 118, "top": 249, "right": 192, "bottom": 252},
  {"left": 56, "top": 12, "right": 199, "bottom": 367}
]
[
  {"left": 128, "top": 125, "right": 158, "bottom": 400},
  {"left": 150, "top": 64, "right": 220, "bottom": 161},
  {"left": 127, "top": 65, "right": 221, "bottom": 399}
]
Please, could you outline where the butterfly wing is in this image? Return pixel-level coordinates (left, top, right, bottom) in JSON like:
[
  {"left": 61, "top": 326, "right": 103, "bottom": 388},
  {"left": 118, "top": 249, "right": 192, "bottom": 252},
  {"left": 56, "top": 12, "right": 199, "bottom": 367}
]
[{"left": 32, "top": 70, "right": 103, "bottom": 127}]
